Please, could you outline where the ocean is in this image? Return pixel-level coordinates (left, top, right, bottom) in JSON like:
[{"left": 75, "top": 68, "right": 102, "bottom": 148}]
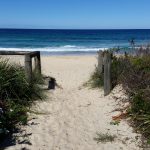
[{"left": 0, "top": 29, "right": 150, "bottom": 55}]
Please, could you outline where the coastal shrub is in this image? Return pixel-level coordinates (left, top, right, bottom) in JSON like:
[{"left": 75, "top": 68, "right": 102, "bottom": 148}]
[
  {"left": 109, "top": 47, "right": 150, "bottom": 142},
  {"left": 119, "top": 52, "right": 150, "bottom": 139},
  {"left": 91, "top": 47, "right": 150, "bottom": 91},
  {"left": 91, "top": 47, "right": 150, "bottom": 140},
  {"left": 0, "top": 58, "right": 45, "bottom": 142},
  {"left": 89, "top": 67, "right": 104, "bottom": 88},
  {"left": 105, "top": 47, "right": 150, "bottom": 140},
  {"left": 110, "top": 56, "right": 127, "bottom": 88},
  {"left": 89, "top": 53, "right": 126, "bottom": 89},
  {"left": 120, "top": 54, "right": 150, "bottom": 102}
]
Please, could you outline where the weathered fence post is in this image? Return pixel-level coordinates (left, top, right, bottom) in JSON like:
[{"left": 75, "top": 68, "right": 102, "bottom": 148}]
[
  {"left": 25, "top": 54, "right": 32, "bottom": 82},
  {"left": 0, "top": 50, "right": 42, "bottom": 81},
  {"left": 97, "top": 51, "right": 103, "bottom": 74},
  {"left": 104, "top": 51, "right": 112, "bottom": 96},
  {"left": 34, "top": 51, "right": 41, "bottom": 74}
]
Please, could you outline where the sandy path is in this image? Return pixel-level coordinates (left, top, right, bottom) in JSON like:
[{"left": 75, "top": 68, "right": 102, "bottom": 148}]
[{"left": 6, "top": 55, "right": 141, "bottom": 150}]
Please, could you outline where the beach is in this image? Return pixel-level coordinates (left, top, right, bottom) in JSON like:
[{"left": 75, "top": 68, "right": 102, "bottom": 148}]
[
  {"left": 0, "top": 1, "right": 149, "bottom": 148},
  {"left": 4, "top": 54, "right": 142, "bottom": 150}
]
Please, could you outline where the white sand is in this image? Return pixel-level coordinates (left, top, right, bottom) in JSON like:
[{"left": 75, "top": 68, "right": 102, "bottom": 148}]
[{"left": 5, "top": 55, "right": 141, "bottom": 150}]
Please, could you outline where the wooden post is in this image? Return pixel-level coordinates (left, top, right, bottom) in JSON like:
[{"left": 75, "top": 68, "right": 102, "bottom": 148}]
[
  {"left": 97, "top": 51, "right": 103, "bottom": 74},
  {"left": 0, "top": 50, "right": 42, "bottom": 81},
  {"left": 104, "top": 51, "right": 112, "bottom": 96},
  {"left": 25, "top": 54, "right": 32, "bottom": 82},
  {"left": 34, "top": 51, "right": 41, "bottom": 74},
  {"left": 34, "top": 56, "right": 38, "bottom": 72}
]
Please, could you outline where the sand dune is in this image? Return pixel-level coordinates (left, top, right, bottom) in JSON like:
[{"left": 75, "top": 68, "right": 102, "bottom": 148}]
[{"left": 5, "top": 55, "right": 141, "bottom": 150}]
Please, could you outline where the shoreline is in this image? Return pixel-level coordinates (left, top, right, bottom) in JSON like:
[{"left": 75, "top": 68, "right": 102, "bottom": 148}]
[{"left": 40, "top": 51, "right": 97, "bottom": 56}]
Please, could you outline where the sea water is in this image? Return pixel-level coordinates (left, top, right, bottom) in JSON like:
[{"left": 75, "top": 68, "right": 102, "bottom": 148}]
[{"left": 0, "top": 29, "right": 150, "bottom": 55}]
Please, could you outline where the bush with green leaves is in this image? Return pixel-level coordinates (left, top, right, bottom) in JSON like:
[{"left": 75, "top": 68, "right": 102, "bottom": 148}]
[
  {"left": 91, "top": 47, "right": 150, "bottom": 141},
  {"left": 110, "top": 49, "right": 150, "bottom": 139},
  {"left": 119, "top": 53, "right": 150, "bottom": 140},
  {"left": 88, "top": 67, "right": 104, "bottom": 88},
  {"left": 0, "top": 58, "right": 45, "bottom": 141},
  {"left": 89, "top": 54, "right": 127, "bottom": 89}
]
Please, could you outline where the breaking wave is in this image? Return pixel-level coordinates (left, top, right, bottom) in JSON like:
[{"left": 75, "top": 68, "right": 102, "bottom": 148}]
[{"left": 0, "top": 45, "right": 108, "bottom": 53}]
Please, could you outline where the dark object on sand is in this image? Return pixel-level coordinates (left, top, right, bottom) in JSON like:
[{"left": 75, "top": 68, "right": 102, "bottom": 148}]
[
  {"left": 48, "top": 77, "right": 56, "bottom": 89},
  {"left": 43, "top": 75, "right": 63, "bottom": 90}
]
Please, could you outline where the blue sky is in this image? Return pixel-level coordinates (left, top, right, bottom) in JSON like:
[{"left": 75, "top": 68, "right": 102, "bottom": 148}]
[{"left": 0, "top": 0, "right": 150, "bottom": 29}]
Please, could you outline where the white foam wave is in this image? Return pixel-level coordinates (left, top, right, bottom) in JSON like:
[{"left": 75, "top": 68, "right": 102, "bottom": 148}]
[
  {"left": 63, "top": 45, "right": 77, "bottom": 48},
  {"left": 0, "top": 46, "right": 108, "bottom": 52}
]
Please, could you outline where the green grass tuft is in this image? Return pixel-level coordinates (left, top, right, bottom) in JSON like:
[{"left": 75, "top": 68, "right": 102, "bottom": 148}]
[
  {"left": 87, "top": 67, "right": 104, "bottom": 88},
  {"left": 0, "top": 58, "right": 45, "bottom": 142},
  {"left": 94, "top": 132, "right": 117, "bottom": 143}
]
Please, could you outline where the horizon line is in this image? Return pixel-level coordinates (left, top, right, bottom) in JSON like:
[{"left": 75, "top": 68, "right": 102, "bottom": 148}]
[{"left": 0, "top": 28, "right": 150, "bottom": 30}]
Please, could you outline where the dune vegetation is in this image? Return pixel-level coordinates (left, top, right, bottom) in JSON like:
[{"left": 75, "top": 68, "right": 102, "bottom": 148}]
[
  {"left": 90, "top": 46, "right": 150, "bottom": 142},
  {"left": 0, "top": 58, "right": 45, "bottom": 142}
]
